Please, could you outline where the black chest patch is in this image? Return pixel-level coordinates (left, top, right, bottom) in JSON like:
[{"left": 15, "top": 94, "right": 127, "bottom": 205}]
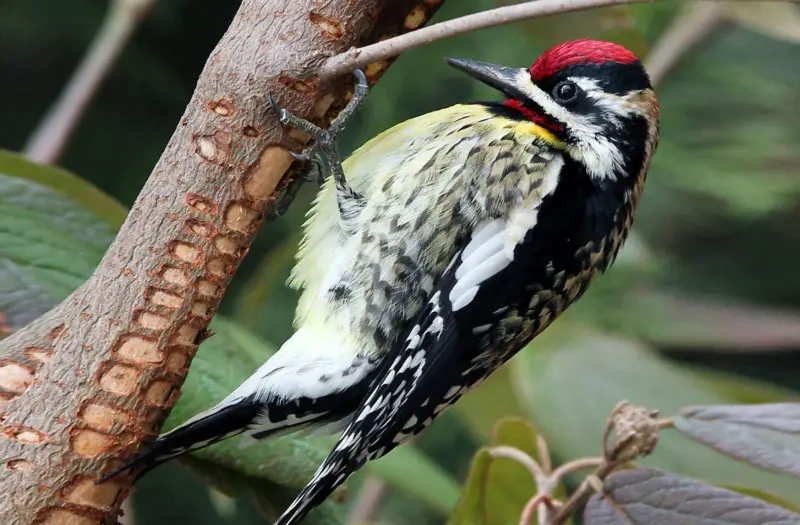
[{"left": 458, "top": 157, "right": 632, "bottom": 352}]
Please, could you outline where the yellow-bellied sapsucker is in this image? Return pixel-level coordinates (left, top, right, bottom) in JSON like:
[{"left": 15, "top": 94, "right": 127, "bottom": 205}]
[{"left": 105, "top": 40, "right": 659, "bottom": 524}]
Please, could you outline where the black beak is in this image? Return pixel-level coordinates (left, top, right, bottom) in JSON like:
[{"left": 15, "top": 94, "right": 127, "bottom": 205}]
[{"left": 446, "top": 58, "right": 529, "bottom": 100}]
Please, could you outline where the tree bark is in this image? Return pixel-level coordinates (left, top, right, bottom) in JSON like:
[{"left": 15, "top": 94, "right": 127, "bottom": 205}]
[{"left": 0, "top": 0, "right": 444, "bottom": 523}]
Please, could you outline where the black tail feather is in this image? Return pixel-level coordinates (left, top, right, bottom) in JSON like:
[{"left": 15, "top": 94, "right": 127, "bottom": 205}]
[
  {"left": 99, "top": 400, "right": 261, "bottom": 483},
  {"left": 99, "top": 439, "right": 171, "bottom": 482}
]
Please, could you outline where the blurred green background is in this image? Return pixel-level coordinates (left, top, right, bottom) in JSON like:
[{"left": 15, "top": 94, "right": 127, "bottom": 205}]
[{"left": 1, "top": 0, "right": 800, "bottom": 524}]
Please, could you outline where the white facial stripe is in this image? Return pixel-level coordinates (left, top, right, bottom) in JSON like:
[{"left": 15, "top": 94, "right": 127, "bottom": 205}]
[
  {"left": 574, "top": 77, "right": 645, "bottom": 130},
  {"left": 508, "top": 69, "right": 576, "bottom": 125},
  {"left": 507, "top": 70, "right": 627, "bottom": 180}
]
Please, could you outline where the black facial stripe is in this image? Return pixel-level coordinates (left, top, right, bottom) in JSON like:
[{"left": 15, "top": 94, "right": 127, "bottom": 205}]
[
  {"left": 536, "top": 62, "right": 651, "bottom": 95},
  {"left": 613, "top": 113, "right": 650, "bottom": 178},
  {"left": 560, "top": 90, "right": 595, "bottom": 116}
]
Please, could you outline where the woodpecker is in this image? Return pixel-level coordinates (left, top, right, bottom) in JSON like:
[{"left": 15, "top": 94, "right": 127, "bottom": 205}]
[{"left": 104, "top": 39, "right": 659, "bottom": 523}]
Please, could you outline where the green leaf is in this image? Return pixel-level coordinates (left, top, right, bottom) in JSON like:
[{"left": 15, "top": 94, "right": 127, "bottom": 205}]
[
  {"left": 490, "top": 418, "right": 543, "bottom": 464},
  {"left": 0, "top": 149, "right": 127, "bottom": 225},
  {"left": 449, "top": 418, "right": 569, "bottom": 525},
  {"left": 675, "top": 403, "right": 800, "bottom": 480},
  {"left": 368, "top": 445, "right": 461, "bottom": 516},
  {"left": 0, "top": 152, "right": 120, "bottom": 329},
  {"left": 511, "top": 322, "right": 800, "bottom": 503}
]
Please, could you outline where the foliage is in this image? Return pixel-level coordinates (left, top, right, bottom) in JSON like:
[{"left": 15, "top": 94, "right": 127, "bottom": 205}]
[
  {"left": 584, "top": 468, "right": 800, "bottom": 525},
  {"left": 2, "top": 0, "right": 800, "bottom": 523},
  {"left": 676, "top": 403, "right": 800, "bottom": 479},
  {"left": 450, "top": 418, "right": 571, "bottom": 525}
]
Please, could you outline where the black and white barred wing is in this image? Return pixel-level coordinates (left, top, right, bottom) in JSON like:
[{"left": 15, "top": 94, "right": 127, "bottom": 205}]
[
  {"left": 273, "top": 264, "right": 464, "bottom": 524},
  {"left": 273, "top": 208, "right": 551, "bottom": 524}
]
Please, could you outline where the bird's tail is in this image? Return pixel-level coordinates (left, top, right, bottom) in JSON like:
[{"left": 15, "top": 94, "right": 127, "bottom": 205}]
[
  {"left": 99, "top": 400, "right": 260, "bottom": 482},
  {"left": 274, "top": 467, "right": 347, "bottom": 525}
]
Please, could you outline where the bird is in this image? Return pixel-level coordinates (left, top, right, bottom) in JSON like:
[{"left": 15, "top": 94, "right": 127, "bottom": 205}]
[{"left": 103, "top": 39, "right": 659, "bottom": 525}]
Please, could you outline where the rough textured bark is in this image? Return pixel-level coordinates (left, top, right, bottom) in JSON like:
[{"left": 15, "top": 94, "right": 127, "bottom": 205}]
[{"left": 0, "top": 0, "right": 444, "bottom": 523}]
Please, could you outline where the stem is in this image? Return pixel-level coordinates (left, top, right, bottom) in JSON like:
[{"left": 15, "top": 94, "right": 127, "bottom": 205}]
[
  {"left": 519, "top": 493, "right": 552, "bottom": 525},
  {"left": 23, "top": 0, "right": 157, "bottom": 164},
  {"left": 489, "top": 445, "right": 548, "bottom": 482},
  {"left": 549, "top": 461, "right": 620, "bottom": 524},
  {"left": 537, "top": 434, "right": 552, "bottom": 474},
  {"left": 550, "top": 457, "right": 605, "bottom": 481},
  {"left": 320, "top": 0, "right": 661, "bottom": 78},
  {"left": 657, "top": 417, "right": 675, "bottom": 429}
]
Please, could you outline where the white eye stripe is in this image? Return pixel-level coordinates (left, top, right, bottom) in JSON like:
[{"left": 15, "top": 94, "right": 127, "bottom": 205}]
[
  {"left": 507, "top": 70, "right": 629, "bottom": 180},
  {"left": 572, "top": 77, "right": 602, "bottom": 92}
]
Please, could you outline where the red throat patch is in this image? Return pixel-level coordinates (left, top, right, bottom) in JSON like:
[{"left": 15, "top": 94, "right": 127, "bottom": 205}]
[
  {"left": 502, "top": 99, "right": 564, "bottom": 133},
  {"left": 530, "top": 39, "right": 638, "bottom": 81}
]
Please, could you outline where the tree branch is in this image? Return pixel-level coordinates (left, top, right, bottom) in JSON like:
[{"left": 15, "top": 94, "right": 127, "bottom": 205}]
[
  {"left": 23, "top": 0, "right": 158, "bottom": 164},
  {"left": 320, "top": 0, "right": 659, "bottom": 79},
  {"left": 0, "top": 0, "right": 444, "bottom": 523}
]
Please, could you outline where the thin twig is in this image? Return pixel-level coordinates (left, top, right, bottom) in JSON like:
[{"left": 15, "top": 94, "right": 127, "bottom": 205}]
[
  {"left": 536, "top": 434, "right": 552, "bottom": 474},
  {"left": 346, "top": 476, "right": 387, "bottom": 525},
  {"left": 519, "top": 493, "right": 553, "bottom": 525},
  {"left": 644, "top": 1, "right": 725, "bottom": 86},
  {"left": 320, "top": 0, "right": 661, "bottom": 78},
  {"left": 549, "top": 461, "right": 620, "bottom": 524},
  {"left": 601, "top": 401, "right": 626, "bottom": 461},
  {"left": 23, "top": 0, "right": 157, "bottom": 164},
  {"left": 657, "top": 417, "right": 675, "bottom": 430},
  {"left": 550, "top": 457, "right": 605, "bottom": 481},
  {"left": 489, "top": 445, "right": 548, "bottom": 483}
]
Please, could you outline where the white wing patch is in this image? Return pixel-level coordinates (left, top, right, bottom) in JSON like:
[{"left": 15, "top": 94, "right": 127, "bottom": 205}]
[{"left": 448, "top": 156, "right": 563, "bottom": 312}]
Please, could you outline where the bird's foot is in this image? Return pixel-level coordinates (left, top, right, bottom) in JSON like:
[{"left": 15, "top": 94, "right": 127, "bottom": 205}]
[{"left": 269, "top": 69, "right": 368, "bottom": 185}]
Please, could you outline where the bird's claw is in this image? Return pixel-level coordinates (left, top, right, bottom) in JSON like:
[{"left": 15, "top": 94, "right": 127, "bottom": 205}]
[
  {"left": 290, "top": 151, "right": 311, "bottom": 163},
  {"left": 269, "top": 69, "right": 368, "bottom": 185},
  {"left": 268, "top": 93, "right": 289, "bottom": 125}
]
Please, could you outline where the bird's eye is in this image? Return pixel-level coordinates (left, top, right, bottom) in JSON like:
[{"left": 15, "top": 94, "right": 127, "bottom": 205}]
[{"left": 552, "top": 81, "right": 579, "bottom": 104}]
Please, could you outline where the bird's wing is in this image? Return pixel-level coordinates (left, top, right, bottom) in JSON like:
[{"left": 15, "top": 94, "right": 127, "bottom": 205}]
[{"left": 273, "top": 188, "right": 573, "bottom": 524}]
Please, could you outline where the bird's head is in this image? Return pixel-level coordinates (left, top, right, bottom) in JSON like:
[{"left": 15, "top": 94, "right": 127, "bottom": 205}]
[{"left": 447, "top": 39, "right": 659, "bottom": 181}]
